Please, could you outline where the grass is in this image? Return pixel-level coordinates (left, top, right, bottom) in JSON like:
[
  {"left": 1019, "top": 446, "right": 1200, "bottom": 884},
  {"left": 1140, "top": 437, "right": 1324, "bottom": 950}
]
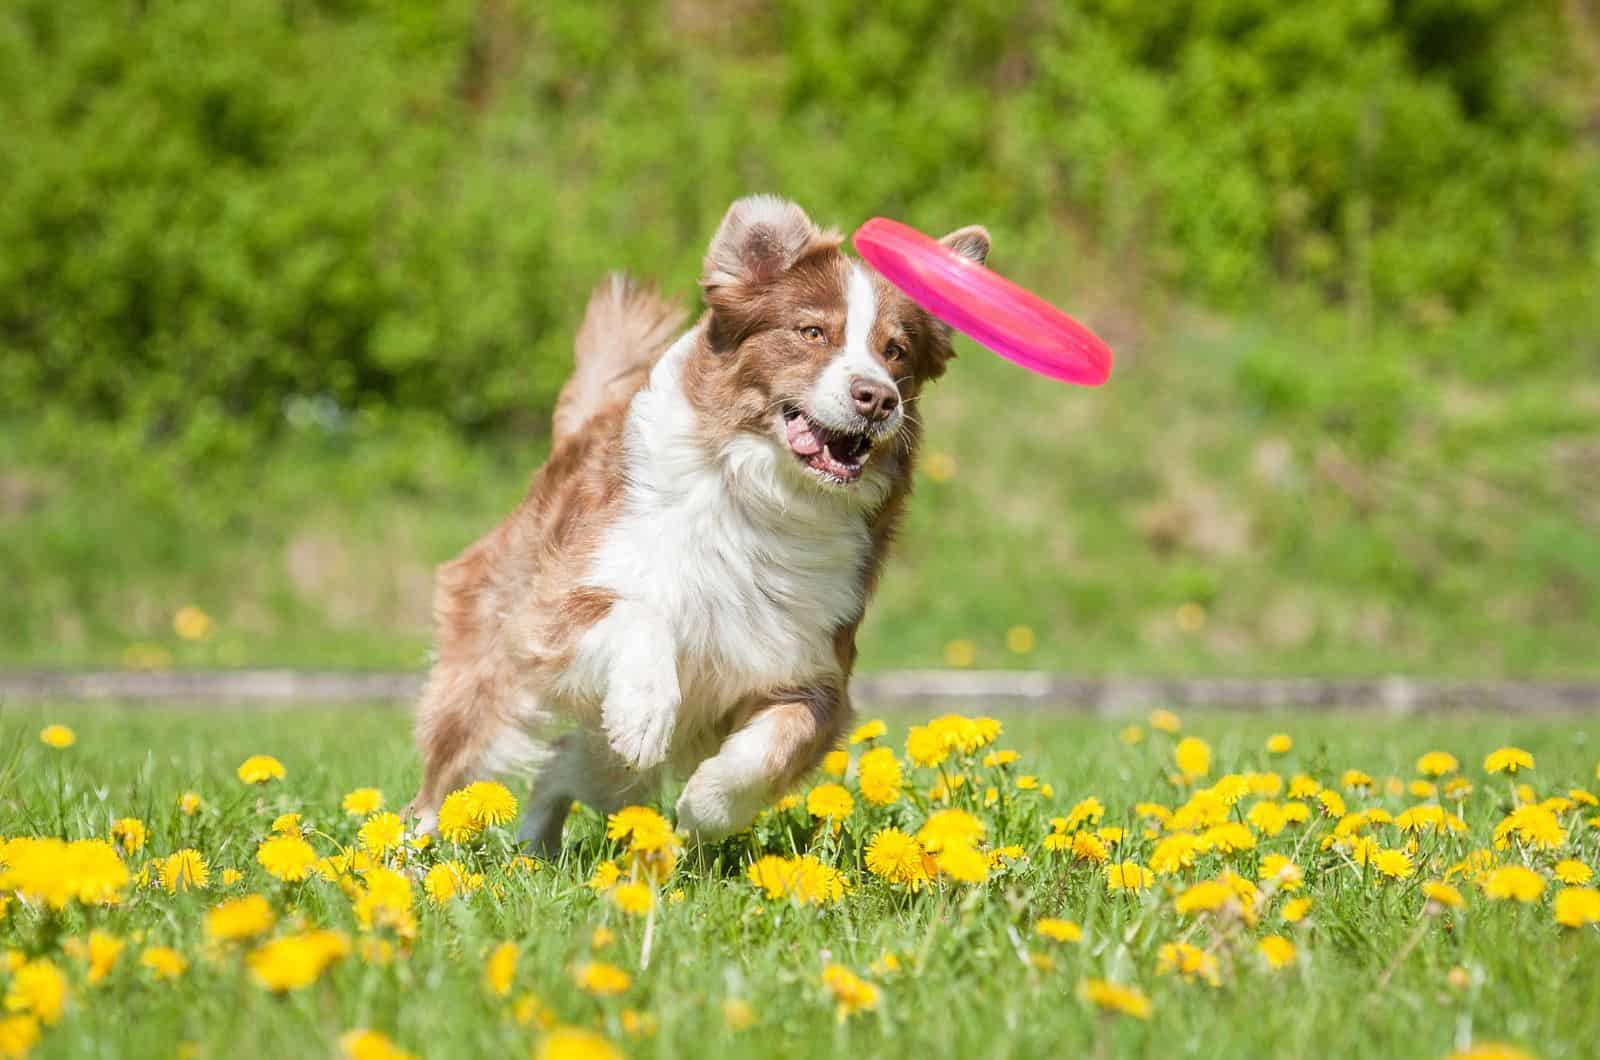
[{"left": 3, "top": 704, "right": 1599, "bottom": 1059}]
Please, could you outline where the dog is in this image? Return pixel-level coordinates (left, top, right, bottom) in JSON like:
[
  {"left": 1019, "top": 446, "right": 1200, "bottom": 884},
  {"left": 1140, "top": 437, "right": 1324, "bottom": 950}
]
[{"left": 405, "top": 195, "right": 990, "bottom": 853}]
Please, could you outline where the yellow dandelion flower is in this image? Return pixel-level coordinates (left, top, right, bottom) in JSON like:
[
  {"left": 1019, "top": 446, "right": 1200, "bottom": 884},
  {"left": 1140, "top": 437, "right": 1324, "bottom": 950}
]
[
  {"left": 359, "top": 813, "right": 406, "bottom": 856},
  {"left": 818, "top": 749, "right": 850, "bottom": 778},
  {"left": 1199, "top": 822, "right": 1256, "bottom": 854},
  {"left": 605, "top": 806, "right": 679, "bottom": 853},
  {"left": 1554, "top": 860, "right": 1592, "bottom": 886},
  {"left": 178, "top": 791, "right": 203, "bottom": 815},
  {"left": 424, "top": 861, "right": 484, "bottom": 904},
  {"left": 342, "top": 788, "right": 385, "bottom": 816},
  {"left": 610, "top": 881, "right": 654, "bottom": 917},
  {"left": 173, "top": 605, "right": 214, "bottom": 641},
  {"left": 1258, "top": 935, "right": 1296, "bottom": 970},
  {"left": 484, "top": 942, "right": 517, "bottom": 998},
  {"left": 916, "top": 809, "right": 985, "bottom": 852},
  {"left": 352, "top": 867, "right": 414, "bottom": 935},
  {"left": 905, "top": 724, "right": 949, "bottom": 768},
  {"left": 1482, "top": 865, "right": 1546, "bottom": 903},
  {"left": 857, "top": 747, "right": 904, "bottom": 806},
  {"left": 256, "top": 834, "right": 317, "bottom": 882},
  {"left": 221, "top": 868, "right": 243, "bottom": 887},
  {"left": 4, "top": 960, "right": 67, "bottom": 1024},
  {"left": 1149, "top": 709, "right": 1181, "bottom": 733},
  {"left": 1259, "top": 854, "right": 1303, "bottom": 890},
  {"left": 1006, "top": 625, "right": 1037, "bottom": 654},
  {"left": 746, "top": 855, "right": 847, "bottom": 904},
  {"left": 587, "top": 860, "right": 621, "bottom": 892},
  {"left": 437, "top": 790, "right": 484, "bottom": 844},
  {"left": 1415, "top": 751, "right": 1459, "bottom": 777},
  {"left": 1446, "top": 1045, "right": 1537, "bottom": 1060},
  {"left": 1121, "top": 724, "right": 1145, "bottom": 745},
  {"left": 1150, "top": 832, "right": 1202, "bottom": 875},
  {"left": 1248, "top": 802, "right": 1288, "bottom": 837},
  {"left": 339, "top": 1029, "right": 418, "bottom": 1060},
  {"left": 865, "top": 829, "right": 929, "bottom": 889},
  {"left": 536, "top": 1028, "right": 622, "bottom": 1060},
  {"left": 935, "top": 840, "right": 990, "bottom": 884},
  {"left": 247, "top": 931, "right": 349, "bottom": 991},
  {"left": 1035, "top": 918, "right": 1082, "bottom": 943},
  {"left": 942, "top": 639, "right": 977, "bottom": 668},
  {"left": 269, "top": 813, "right": 301, "bottom": 835},
  {"left": 806, "top": 783, "right": 854, "bottom": 821},
  {"left": 1373, "top": 848, "right": 1415, "bottom": 880},
  {"left": 619, "top": 1009, "right": 656, "bottom": 1039},
  {"left": 140, "top": 946, "right": 188, "bottom": 981},
  {"left": 1079, "top": 978, "right": 1152, "bottom": 1020},
  {"left": 1105, "top": 861, "right": 1154, "bottom": 892},
  {"left": 83, "top": 931, "right": 123, "bottom": 985},
  {"left": 1063, "top": 796, "right": 1105, "bottom": 831},
  {"left": 821, "top": 965, "right": 880, "bottom": 1021},
  {"left": 1247, "top": 772, "right": 1285, "bottom": 796},
  {"left": 206, "top": 894, "right": 275, "bottom": 942},
  {"left": 1484, "top": 747, "right": 1533, "bottom": 775},
  {"left": 38, "top": 725, "right": 75, "bottom": 749},
  {"left": 1409, "top": 779, "right": 1438, "bottom": 798},
  {"left": 1175, "top": 880, "right": 1234, "bottom": 915},
  {"left": 590, "top": 926, "right": 615, "bottom": 949},
  {"left": 1282, "top": 897, "right": 1313, "bottom": 922},
  {"left": 0, "top": 1015, "right": 40, "bottom": 1058},
  {"left": 1422, "top": 881, "right": 1464, "bottom": 909},
  {"left": 848, "top": 719, "right": 887, "bottom": 745},
  {"left": 573, "top": 961, "right": 631, "bottom": 998},
  {"left": 722, "top": 998, "right": 757, "bottom": 1032},
  {"left": 1266, "top": 733, "right": 1293, "bottom": 754},
  {"left": 236, "top": 754, "right": 285, "bottom": 784},
  {"left": 1157, "top": 941, "right": 1220, "bottom": 986},
  {"left": 159, "top": 849, "right": 209, "bottom": 893},
  {"left": 1554, "top": 887, "right": 1600, "bottom": 928},
  {"left": 109, "top": 818, "right": 147, "bottom": 854},
  {"left": 1175, "top": 737, "right": 1212, "bottom": 779}
]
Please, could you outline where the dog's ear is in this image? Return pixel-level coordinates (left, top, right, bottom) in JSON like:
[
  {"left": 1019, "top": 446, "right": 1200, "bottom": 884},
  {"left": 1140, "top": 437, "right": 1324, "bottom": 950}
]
[
  {"left": 939, "top": 225, "right": 991, "bottom": 267},
  {"left": 702, "top": 195, "right": 828, "bottom": 290}
]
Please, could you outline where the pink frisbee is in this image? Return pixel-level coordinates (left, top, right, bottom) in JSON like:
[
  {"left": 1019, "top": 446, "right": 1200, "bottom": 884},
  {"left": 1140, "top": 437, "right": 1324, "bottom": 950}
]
[{"left": 853, "top": 217, "right": 1112, "bottom": 386}]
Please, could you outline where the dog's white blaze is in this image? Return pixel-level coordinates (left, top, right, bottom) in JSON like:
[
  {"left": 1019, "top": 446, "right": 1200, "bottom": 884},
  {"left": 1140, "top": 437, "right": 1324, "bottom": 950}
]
[{"left": 806, "top": 263, "right": 901, "bottom": 433}]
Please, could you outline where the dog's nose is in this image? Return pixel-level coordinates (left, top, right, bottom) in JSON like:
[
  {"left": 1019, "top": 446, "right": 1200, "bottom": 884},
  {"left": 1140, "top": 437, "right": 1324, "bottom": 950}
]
[{"left": 850, "top": 378, "right": 900, "bottom": 422}]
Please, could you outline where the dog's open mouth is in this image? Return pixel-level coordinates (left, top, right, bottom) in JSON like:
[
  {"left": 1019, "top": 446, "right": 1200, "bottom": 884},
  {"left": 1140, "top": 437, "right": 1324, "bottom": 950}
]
[{"left": 783, "top": 405, "right": 872, "bottom": 484}]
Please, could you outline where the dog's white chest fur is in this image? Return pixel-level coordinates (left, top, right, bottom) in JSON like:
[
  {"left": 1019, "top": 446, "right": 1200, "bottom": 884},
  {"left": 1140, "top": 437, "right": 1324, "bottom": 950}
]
[{"left": 577, "top": 331, "right": 870, "bottom": 722}]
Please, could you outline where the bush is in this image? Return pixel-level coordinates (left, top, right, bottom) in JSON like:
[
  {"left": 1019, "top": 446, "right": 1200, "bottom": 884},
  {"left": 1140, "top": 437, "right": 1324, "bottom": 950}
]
[{"left": 0, "top": 0, "right": 1594, "bottom": 455}]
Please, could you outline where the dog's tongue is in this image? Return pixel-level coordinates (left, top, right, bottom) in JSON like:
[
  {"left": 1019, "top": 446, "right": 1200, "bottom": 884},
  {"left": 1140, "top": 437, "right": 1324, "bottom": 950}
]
[{"left": 786, "top": 414, "right": 823, "bottom": 456}]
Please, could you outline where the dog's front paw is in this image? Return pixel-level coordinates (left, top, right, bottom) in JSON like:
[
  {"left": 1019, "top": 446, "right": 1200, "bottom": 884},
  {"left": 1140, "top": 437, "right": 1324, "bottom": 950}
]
[
  {"left": 602, "top": 680, "right": 679, "bottom": 771},
  {"left": 605, "top": 708, "right": 676, "bottom": 771}
]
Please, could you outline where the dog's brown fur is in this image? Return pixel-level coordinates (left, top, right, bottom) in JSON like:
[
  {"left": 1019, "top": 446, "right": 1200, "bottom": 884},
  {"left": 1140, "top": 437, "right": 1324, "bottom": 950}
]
[{"left": 407, "top": 196, "right": 989, "bottom": 844}]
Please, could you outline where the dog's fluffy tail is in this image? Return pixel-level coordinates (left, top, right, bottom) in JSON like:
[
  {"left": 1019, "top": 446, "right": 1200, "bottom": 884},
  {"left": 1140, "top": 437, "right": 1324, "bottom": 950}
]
[{"left": 552, "top": 273, "right": 687, "bottom": 446}]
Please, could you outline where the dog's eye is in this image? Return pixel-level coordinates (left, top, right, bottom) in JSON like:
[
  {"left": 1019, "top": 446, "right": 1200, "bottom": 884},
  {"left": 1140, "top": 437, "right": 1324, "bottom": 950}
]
[
  {"left": 799, "top": 325, "right": 826, "bottom": 344},
  {"left": 884, "top": 341, "right": 906, "bottom": 363}
]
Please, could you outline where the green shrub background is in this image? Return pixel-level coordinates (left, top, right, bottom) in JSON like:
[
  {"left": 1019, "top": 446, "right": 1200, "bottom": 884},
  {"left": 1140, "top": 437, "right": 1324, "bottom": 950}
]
[{"left": 2, "top": 0, "right": 1597, "bottom": 675}]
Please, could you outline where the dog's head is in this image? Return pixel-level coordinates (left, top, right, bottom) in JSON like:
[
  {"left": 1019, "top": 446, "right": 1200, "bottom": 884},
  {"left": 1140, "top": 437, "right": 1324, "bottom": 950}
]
[{"left": 689, "top": 195, "right": 988, "bottom": 495}]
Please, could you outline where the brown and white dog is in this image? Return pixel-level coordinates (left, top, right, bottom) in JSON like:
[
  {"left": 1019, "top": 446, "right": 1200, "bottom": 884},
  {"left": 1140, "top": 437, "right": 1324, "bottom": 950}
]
[{"left": 406, "top": 195, "right": 989, "bottom": 853}]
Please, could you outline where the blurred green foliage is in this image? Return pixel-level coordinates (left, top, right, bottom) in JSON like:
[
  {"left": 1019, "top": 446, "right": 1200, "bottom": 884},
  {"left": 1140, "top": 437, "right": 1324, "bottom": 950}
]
[
  {"left": 2, "top": 0, "right": 1595, "bottom": 454},
  {"left": 1, "top": 0, "right": 1597, "bottom": 674}
]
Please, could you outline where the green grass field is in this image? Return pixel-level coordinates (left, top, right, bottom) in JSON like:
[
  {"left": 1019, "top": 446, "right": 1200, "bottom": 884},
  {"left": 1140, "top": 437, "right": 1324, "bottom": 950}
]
[{"left": 2, "top": 705, "right": 1597, "bottom": 1059}]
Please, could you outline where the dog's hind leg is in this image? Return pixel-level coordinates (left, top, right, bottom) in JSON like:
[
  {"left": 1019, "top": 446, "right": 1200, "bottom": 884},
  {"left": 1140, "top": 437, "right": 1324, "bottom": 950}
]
[
  {"left": 674, "top": 686, "right": 849, "bottom": 841},
  {"left": 406, "top": 661, "right": 544, "bottom": 834},
  {"left": 518, "top": 728, "right": 658, "bottom": 859}
]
